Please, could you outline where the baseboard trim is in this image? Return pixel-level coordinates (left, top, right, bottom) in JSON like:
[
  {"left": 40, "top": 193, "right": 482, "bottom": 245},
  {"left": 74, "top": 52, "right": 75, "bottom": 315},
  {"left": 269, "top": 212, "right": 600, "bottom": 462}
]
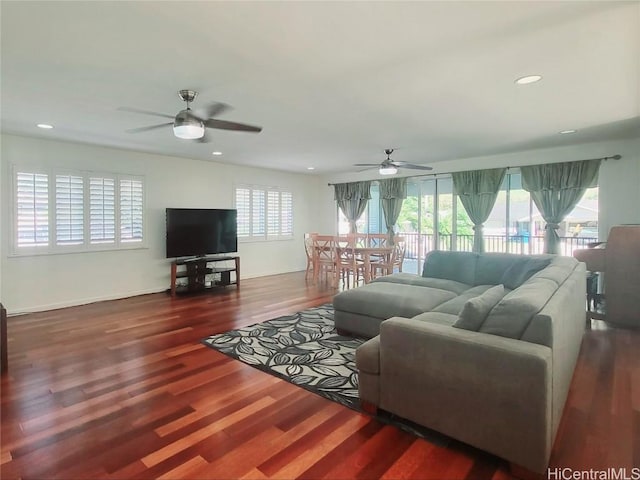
[{"left": 6, "top": 287, "right": 168, "bottom": 315}]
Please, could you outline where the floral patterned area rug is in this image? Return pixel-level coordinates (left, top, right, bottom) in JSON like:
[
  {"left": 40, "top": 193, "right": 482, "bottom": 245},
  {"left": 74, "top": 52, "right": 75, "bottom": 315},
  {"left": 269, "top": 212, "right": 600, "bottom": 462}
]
[{"left": 201, "top": 303, "right": 449, "bottom": 445}]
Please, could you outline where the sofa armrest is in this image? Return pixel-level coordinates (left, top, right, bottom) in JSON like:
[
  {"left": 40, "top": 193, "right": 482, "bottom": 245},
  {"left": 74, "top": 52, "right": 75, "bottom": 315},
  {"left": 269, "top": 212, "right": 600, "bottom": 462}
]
[{"left": 378, "top": 316, "right": 553, "bottom": 473}]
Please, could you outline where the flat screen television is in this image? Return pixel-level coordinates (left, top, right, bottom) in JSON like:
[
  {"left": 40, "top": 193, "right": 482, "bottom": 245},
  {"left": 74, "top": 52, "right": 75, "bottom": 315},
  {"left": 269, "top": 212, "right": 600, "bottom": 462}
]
[{"left": 166, "top": 208, "right": 237, "bottom": 258}]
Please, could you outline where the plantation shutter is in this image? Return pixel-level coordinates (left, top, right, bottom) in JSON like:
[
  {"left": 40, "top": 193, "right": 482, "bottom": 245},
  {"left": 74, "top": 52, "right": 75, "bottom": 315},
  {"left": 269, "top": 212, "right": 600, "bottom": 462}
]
[
  {"left": 119, "top": 178, "right": 143, "bottom": 243},
  {"left": 90, "top": 177, "right": 116, "bottom": 244},
  {"left": 16, "top": 172, "right": 49, "bottom": 247},
  {"left": 252, "top": 189, "right": 265, "bottom": 236},
  {"left": 235, "top": 187, "right": 251, "bottom": 238},
  {"left": 267, "top": 190, "right": 280, "bottom": 237},
  {"left": 234, "top": 185, "right": 293, "bottom": 240},
  {"left": 55, "top": 174, "right": 84, "bottom": 246},
  {"left": 281, "top": 191, "right": 293, "bottom": 236}
]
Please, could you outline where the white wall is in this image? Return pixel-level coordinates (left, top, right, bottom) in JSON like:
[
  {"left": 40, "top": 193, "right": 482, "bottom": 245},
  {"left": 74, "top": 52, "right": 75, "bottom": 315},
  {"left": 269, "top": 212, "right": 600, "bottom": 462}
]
[
  {"left": 1, "top": 134, "right": 329, "bottom": 313},
  {"left": 323, "top": 137, "right": 640, "bottom": 240},
  {"left": 597, "top": 138, "right": 640, "bottom": 237},
  {"left": 3, "top": 134, "right": 637, "bottom": 313}
]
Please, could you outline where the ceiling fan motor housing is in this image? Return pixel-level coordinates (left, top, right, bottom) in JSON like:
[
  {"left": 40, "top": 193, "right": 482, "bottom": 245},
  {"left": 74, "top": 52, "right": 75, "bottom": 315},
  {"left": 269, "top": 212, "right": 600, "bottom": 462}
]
[{"left": 178, "top": 90, "right": 198, "bottom": 103}]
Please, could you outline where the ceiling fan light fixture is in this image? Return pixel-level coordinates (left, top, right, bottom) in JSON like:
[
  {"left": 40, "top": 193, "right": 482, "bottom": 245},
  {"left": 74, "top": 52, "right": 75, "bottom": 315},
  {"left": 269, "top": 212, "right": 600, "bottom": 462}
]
[
  {"left": 173, "top": 109, "right": 205, "bottom": 139},
  {"left": 379, "top": 165, "right": 398, "bottom": 175},
  {"left": 173, "top": 123, "right": 204, "bottom": 140}
]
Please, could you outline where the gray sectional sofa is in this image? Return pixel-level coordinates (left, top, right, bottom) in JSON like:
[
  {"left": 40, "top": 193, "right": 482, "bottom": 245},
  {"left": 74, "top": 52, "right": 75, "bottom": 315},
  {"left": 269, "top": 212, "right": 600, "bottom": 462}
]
[{"left": 333, "top": 251, "right": 587, "bottom": 475}]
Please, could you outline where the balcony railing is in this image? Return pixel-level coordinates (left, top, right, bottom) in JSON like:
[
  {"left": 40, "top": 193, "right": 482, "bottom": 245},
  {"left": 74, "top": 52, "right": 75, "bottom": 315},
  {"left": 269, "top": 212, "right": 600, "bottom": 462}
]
[{"left": 401, "top": 233, "right": 598, "bottom": 260}]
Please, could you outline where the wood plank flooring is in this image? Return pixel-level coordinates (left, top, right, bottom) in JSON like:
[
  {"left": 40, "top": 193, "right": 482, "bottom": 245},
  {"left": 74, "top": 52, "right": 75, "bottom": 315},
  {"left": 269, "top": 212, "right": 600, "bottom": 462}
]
[{"left": 1, "top": 272, "right": 638, "bottom": 479}]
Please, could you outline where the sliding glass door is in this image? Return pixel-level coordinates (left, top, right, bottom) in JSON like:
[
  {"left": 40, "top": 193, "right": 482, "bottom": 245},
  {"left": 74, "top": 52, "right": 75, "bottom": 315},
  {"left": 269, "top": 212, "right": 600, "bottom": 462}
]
[{"left": 335, "top": 171, "right": 599, "bottom": 268}]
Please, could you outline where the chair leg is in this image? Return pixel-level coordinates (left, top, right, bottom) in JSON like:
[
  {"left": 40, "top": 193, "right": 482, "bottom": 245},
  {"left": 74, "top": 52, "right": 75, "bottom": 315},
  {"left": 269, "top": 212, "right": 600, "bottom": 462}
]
[{"left": 305, "top": 261, "right": 312, "bottom": 280}]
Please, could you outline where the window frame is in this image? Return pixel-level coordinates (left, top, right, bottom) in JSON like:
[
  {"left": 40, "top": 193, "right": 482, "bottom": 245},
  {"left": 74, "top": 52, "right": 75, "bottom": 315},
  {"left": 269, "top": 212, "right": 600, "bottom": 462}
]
[
  {"left": 10, "top": 164, "right": 147, "bottom": 256},
  {"left": 234, "top": 184, "right": 294, "bottom": 242}
]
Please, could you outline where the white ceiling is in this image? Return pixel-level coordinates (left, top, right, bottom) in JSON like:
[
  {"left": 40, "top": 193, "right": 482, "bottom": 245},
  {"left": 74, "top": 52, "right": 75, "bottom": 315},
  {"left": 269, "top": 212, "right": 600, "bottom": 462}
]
[{"left": 1, "top": 1, "right": 639, "bottom": 175}]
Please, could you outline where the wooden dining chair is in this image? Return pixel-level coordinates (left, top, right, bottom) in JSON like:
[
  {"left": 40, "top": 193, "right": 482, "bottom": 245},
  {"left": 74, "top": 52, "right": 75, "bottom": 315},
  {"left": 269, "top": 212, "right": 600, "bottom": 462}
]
[
  {"left": 393, "top": 236, "right": 406, "bottom": 273},
  {"left": 367, "top": 233, "right": 390, "bottom": 248},
  {"left": 311, "top": 234, "right": 340, "bottom": 288},
  {"left": 303, "top": 233, "right": 317, "bottom": 280},
  {"left": 370, "top": 236, "right": 405, "bottom": 279},
  {"left": 337, "top": 235, "right": 365, "bottom": 289}
]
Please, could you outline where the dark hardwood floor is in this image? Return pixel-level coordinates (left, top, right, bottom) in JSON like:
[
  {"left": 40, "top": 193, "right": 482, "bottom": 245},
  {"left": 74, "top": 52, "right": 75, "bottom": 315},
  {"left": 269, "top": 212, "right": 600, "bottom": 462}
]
[{"left": 1, "top": 271, "right": 638, "bottom": 479}]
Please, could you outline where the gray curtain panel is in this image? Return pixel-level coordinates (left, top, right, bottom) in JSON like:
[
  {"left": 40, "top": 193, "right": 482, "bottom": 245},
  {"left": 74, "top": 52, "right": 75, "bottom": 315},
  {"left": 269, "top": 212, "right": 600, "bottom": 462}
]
[
  {"left": 452, "top": 168, "right": 507, "bottom": 253},
  {"left": 521, "top": 159, "right": 601, "bottom": 254},
  {"left": 379, "top": 177, "right": 408, "bottom": 244},
  {"left": 334, "top": 181, "right": 372, "bottom": 233}
]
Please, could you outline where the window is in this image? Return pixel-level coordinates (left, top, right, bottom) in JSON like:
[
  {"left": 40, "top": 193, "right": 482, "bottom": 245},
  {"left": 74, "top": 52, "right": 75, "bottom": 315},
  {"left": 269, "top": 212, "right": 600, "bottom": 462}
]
[
  {"left": 16, "top": 172, "right": 49, "bottom": 247},
  {"left": 235, "top": 185, "right": 293, "bottom": 240},
  {"left": 12, "top": 167, "right": 145, "bottom": 255},
  {"left": 119, "top": 178, "right": 144, "bottom": 243},
  {"left": 55, "top": 174, "right": 84, "bottom": 246},
  {"left": 89, "top": 177, "right": 116, "bottom": 244}
]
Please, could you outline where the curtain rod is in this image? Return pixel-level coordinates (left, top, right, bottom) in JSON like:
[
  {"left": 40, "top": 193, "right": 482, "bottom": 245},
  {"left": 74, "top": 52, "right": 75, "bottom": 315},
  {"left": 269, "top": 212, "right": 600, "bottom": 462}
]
[{"left": 326, "top": 154, "right": 622, "bottom": 186}]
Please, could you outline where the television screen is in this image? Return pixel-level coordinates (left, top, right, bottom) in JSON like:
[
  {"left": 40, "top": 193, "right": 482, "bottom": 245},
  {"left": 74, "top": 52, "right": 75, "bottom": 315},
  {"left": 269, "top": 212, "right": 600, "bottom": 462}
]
[{"left": 166, "top": 208, "right": 237, "bottom": 258}]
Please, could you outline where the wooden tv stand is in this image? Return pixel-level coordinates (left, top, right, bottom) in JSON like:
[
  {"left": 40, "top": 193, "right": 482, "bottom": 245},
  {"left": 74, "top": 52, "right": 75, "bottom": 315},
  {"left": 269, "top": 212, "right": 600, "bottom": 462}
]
[{"left": 170, "top": 255, "right": 239, "bottom": 297}]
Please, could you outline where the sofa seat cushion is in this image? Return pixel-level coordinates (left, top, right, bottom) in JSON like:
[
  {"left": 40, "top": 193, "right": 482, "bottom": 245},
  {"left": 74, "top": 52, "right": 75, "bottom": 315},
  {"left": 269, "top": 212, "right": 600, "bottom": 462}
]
[
  {"left": 432, "top": 285, "right": 497, "bottom": 315},
  {"left": 411, "top": 311, "right": 459, "bottom": 327},
  {"left": 373, "top": 273, "right": 471, "bottom": 295},
  {"left": 333, "top": 282, "right": 457, "bottom": 320}
]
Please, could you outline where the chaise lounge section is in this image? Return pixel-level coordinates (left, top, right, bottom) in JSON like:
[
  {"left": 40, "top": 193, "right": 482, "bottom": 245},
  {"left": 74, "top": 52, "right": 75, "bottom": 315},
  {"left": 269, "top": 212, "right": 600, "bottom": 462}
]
[{"left": 333, "top": 251, "right": 587, "bottom": 475}]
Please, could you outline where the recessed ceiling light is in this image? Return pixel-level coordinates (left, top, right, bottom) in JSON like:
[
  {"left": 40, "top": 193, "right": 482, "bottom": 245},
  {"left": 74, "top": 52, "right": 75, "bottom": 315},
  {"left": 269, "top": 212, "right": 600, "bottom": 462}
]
[
  {"left": 211, "top": 151, "right": 223, "bottom": 156},
  {"left": 515, "top": 75, "right": 542, "bottom": 85},
  {"left": 559, "top": 129, "right": 577, "bottom": 134},
  {"left": 307, "top": 167, "right": 315, "bottom": 170},
  {"left": 37, "top": 123, "right": 54, "bottom": 129}
]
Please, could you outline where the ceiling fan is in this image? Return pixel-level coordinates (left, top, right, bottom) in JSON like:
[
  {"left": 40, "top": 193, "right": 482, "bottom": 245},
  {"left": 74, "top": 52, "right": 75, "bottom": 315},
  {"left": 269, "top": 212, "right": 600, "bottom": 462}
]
[
  {"left": 119, "top": 89, "right": 262, "bottom": 142},
  {"left": 354, "top": 149, "right": 433, "bottom": 175}
]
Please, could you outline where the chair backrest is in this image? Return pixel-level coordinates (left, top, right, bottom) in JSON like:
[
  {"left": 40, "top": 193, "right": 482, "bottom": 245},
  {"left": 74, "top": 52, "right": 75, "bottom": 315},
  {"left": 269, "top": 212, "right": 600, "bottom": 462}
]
[
  {"left": 367, "top": 234, "right": 390, "bottom": 248},
  {"left": 393, "top": 237, "right": 406, "bottom": 266},
  {"left": 349, "top": 233, "right": 368, "bottom": 247},
  {"left": 312, "top": 235, "right": 339, "bottom": 263}
]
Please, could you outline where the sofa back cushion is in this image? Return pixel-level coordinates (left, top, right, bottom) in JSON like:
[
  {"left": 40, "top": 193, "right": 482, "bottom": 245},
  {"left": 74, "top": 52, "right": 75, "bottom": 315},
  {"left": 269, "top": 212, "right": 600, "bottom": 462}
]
[
  {"left": 422, "top": 251, "right": 478, "bottom": 286},
  {"left": 529, "top": 255, "right": 577, "bottom": 286},
  {"left": 479, "top": 277, "right": 558, "bottom": 340},
  {"left": 474, "top": 253, "right": 543, "bottom": 286},
  {"left": 453, "top": 284, "right": 506, "bottom": 331},
  {"left": 499, "top": 257, "right": 552, "bottom": 290}
]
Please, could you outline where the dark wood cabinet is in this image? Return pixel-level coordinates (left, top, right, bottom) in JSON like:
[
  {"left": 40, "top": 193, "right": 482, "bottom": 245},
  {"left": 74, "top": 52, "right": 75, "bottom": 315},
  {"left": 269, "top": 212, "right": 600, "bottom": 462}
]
[
  {"left": 170, "top": 256, "right": 239, "bottom": 297},
  {"left": 1, "top": 303, "right": 7, "bottom": 373}
]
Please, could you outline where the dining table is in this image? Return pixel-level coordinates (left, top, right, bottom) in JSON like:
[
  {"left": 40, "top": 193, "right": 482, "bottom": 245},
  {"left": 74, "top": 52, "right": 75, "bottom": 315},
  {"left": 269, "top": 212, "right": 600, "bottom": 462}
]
[
  {"left": 343, "top": 245, "right": 394, "bottom": 284},
  {"left": 311, "top": 235, "right": 394, "bottom": 286}
]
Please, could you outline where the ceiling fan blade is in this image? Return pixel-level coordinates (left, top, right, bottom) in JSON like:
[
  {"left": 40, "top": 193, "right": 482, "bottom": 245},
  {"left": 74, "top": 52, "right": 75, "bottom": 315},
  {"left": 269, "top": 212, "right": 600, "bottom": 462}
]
[
  {"left": 353, "top": 163, "right": 381, "bottom": 167},
  {"left": 191, "top": 102, "right": 230, "bottom": 121},
  {"left": 125, "top": 122, "right": 173, "bottom": 133},
  {"left": 401, "top": 163, "right": 433, "bottom": 171},
  {"left": 118, "top": 107, "right": 175, "bottom": 120},
  {"left": 204, "top": 118, "right": 262, "bottom": 132}
]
